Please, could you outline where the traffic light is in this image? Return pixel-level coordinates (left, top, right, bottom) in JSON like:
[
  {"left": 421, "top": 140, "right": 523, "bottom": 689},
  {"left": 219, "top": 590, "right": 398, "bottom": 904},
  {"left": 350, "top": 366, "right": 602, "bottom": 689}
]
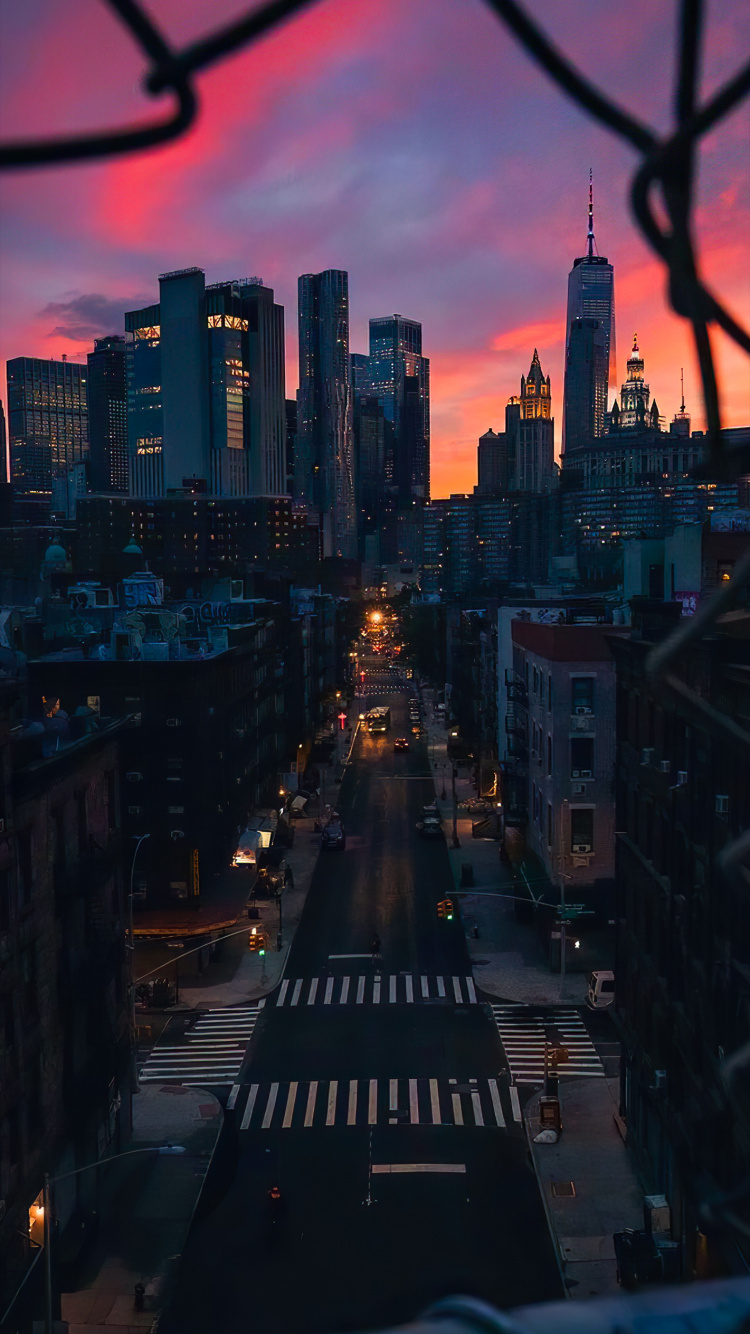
[
  {"left": 248, "top": 927, "right": 267, "bottom": 954},
  {"left": 437, "top": 899, "right": 454, "bottom": 921}
]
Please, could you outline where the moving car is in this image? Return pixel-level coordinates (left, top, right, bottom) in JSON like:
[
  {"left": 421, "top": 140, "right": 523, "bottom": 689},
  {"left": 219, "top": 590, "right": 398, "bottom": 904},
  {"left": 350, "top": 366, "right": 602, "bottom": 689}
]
[
  {"left": 321, "top": 820, "right": 346, "bottom": 850},
  {"left": 586, "top": 969, "right": 615, "bottom": 1009},
  {"left": 417, "top": 803, "right": 442, "bottom": 837},
  {"left": 394, "top": 737, "right": 410, "bottom": 751}
]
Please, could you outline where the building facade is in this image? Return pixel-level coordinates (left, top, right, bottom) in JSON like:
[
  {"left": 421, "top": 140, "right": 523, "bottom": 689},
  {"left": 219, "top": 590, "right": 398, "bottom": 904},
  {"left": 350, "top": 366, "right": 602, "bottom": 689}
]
[
  {"left": 368, "top": 315, "right": 430, "bottom": 506},
  {"left": 7, "top": 356, "right": 89, "bottom": 521},
  {"left": 508, "top": 350, "right": 555, "bottom": 494},
  {"left": 562, "top": 178, "right": 616, "bottom": 456},
  {"left": 87, "top": 336, "right": 128, "bottom": 493}
]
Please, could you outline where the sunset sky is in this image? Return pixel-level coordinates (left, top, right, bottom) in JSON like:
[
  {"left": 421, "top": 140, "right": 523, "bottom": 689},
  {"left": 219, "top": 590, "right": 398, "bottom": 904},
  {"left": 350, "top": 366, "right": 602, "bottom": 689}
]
[{"left": 1, "top": 0, "right": 748, "bottom": 496}]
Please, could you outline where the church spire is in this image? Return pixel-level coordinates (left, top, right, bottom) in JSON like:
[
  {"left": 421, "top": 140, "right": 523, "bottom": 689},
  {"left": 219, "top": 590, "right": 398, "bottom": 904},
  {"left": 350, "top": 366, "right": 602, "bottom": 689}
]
[{"left": 587, "top": 168, "right": 595, "bottom": 258}]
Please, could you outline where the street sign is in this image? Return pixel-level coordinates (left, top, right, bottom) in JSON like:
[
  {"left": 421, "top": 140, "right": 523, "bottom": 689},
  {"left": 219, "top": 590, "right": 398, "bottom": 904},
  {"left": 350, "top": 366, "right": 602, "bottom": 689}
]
[{"left": 558, "top": 906, "right": 584, "bottom": 920}]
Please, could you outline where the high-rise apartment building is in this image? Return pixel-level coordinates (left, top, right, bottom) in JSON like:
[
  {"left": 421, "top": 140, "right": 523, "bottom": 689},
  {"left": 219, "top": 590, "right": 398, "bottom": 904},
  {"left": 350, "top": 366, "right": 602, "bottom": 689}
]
[
  {"left": 296, "top": 270, "right": 356, "bottom": 558},
  {"left": 125, "top": 269, "right": 285, "bottom": 500},
  {"left": 562, "top": 176, "right": 616, "bottom": 456},
  {"left": 368, "top": 315, "right": 430, "bottom": 506},
  {"left": 507, "top": 350, "right": 555, "bottom": 493},
  {"left": 477, "top": 428, "right": 509, "bottom": 496},
  {"left": 87, "top": 335, "right": 128, "bottom": 493},
  {"left": 6, "top": 356, "right": 88, "bottom": 519}
]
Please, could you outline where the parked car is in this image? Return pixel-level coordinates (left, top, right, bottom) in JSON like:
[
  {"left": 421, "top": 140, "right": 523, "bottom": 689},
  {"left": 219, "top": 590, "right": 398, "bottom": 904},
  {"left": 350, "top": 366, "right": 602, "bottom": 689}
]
[
  {"left": 417, "top": 814, "right": 442, "bottom": 838},
  {"left": 321, "top": 820, "right": 346, "bottom": 850},
  {"left": 587, "top": 969, "right": 615, "bottom": 1009},
  {"left": 394, "top": 737, "right": 410, "bottom": 751}
]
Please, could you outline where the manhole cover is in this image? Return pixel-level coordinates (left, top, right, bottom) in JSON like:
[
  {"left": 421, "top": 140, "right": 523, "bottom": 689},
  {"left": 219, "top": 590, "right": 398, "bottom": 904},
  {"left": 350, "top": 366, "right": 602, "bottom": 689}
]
[{"left": 551, "top": 1181, "right": 576, "bottom": 1198}]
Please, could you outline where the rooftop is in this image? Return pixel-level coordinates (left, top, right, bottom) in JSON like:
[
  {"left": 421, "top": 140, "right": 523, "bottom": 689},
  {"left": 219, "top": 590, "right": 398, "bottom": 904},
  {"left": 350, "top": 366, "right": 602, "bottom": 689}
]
[{"left": 511, "top": 621, "right": 624, "bottom": 661}]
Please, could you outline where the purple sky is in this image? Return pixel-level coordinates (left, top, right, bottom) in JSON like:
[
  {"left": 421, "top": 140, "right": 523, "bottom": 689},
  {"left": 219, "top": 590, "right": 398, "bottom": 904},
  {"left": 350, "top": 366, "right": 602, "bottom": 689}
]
[{"left": 1, "top": 0, "right": 748, "bottom": 493}]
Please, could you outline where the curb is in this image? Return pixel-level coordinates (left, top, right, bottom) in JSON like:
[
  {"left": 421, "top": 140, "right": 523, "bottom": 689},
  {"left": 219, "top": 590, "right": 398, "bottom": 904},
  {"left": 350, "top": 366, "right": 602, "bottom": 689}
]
[{"left": 523, "top": 1097, "right": 570, "bottom": 1300}]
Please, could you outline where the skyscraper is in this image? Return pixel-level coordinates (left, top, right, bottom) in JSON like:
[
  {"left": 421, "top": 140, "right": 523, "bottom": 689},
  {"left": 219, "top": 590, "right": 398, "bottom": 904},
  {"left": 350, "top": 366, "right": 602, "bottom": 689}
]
[
  {"left": 87, "top": 335, "right": 128, "bottom": 493},
  {"left": 125, "top": 269, "right": 285, "bottom": 499},
  {"left": 476, "top": 428, "right": 508, "bottom": 496},
  {"left": 507, "top": 350, "right": 555, "bottom": 493},
  {"left": 297, "top": 270, "right": 356, "bottom": 559},
  {"left": 368, "top": 315, "right": 430, "bottom": 505},
  {"left": 6, "top": 355, "right": 88, "bottom": 519},
  {"left": 562, "top": 175, "right": 616, "bottom": 456}
]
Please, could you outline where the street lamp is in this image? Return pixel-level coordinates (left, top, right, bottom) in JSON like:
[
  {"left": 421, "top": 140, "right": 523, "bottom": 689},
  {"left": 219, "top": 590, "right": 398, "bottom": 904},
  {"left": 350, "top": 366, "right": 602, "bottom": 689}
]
[
  {"left": 128, "top": 835, "right": 150, "bottom": 1093},
  {"left": 40, "top": 1145, "right": 185, "bottom": 1333}
]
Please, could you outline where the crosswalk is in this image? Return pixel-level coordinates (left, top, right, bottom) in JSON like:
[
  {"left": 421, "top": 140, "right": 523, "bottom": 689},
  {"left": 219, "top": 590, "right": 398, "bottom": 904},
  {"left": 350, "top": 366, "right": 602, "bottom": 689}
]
[
  {"left": 139, "top": 1004, "right": 262, "bottom": 1086},
  {"left": 273, "top": 974, "right": 478, "bottom": 1007},
  {"left": 491, "top": 1005, "right": 606, "bottom": 1083},
  {"left": 227, "top": 1075, "right": 522, "bottom": 1131}
]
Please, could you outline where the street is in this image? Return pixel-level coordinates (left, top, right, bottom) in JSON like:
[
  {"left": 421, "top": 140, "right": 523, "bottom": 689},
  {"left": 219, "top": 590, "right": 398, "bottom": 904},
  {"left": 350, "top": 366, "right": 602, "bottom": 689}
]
[{"left": 160, "top": 671, "right": 564, "bottom": 1333}]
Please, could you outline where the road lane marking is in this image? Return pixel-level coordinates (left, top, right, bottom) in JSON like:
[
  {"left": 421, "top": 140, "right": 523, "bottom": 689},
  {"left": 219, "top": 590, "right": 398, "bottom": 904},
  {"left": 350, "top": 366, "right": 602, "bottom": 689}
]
[
  {"left": 328, "top": 953, "right": 371, "bottom": 959},
  {"left": 451, "top": 1093, "right": 463, "bottom": 1126},
  {"left": 368, "top": 1079, "right": 377, "bottom": 1124},
  {"left": 389, "top": 1079, "right": 398, "bottom": 1111},
  {"left": 283, "top": 1082, "right": 298, "bottom": 1128},
  {"left": 304, "top": 1081, "right": 318, "bottom": 1127},
  {"left": 324, "top": 977, "right": 334, "bottom": 1005},
  {"left": 466, "top": 977, "right": 477, "bottom": 1004},
  {"left": 308, "top": 978, "right": 319, "bottom": 1005},
  {"left": 488, "top": 1079, "right": 505, "bottom": 1127},
  {"left": 509, "top": 1086, "right": 522, "bottom": 1122},
  {"left": 409, "top": 1079, "right": 419, "bottom": 1124},
  {"left": 326, "top": 1081, "right": 338, "bottom": 1126},
  {"left": 389, "top": 975, "right": 397, "bottom": 1003},
  {"left": 452, "top": 977, "right": 462, "bottom": 1003},
  {"left": 372, "top": 1163, "right": 466, "bottom": 1175},
  {"left": 373, "top": 978, "right": 381, "bottom": 1005},
  {"left": 405, "top": 975, "right": 414, "bottom": 1003},
  {"left": 339, "top": 976, "right": 350, "bottom": 1004},
  {"left": 356, "top": 976, "right": 365, "bottom": 1004},
  {"left": 421, "top": 975, "right": 429, "bottom": 998},
  {"left": 227, "top": 1084, "right": 240, "bottom": 1111},
  {"left": 240, "top": 1084, "right": 259, "bottom": 1129},
  {"left": 430, "top": 1078, "right": 441, "bottom": 1124},
  {"left": 258, "top": 998, "right": 265, "bottom": 1008},
  {"left": 437, "top": 977, "right": 446, "bottom": 997},
  {"left": 471, "top": 1084, "right": 484, "bottom": 1126},
  {"left": 348, "top": 1080, "right": 358, "bottom": 1125},
  {"left": 290, "top": 980, "right": 302, "bottom": 1007},
  {"left": 277, "top": 980, "right": 289, "bottom": 1007},
  {"left": 262, "top": 1083, "right": 279, "bottom": 1129}
]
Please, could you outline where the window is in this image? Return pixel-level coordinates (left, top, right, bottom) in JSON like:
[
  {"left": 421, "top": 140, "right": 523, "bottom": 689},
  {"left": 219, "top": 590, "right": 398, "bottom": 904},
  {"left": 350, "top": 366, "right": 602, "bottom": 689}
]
[
  {"left": 571, "top": 677, "right": 594, "bottom": 713},
  {"left": 547, "top": 803, "right": 554, "bottom": 848},
  {"left": 570, "top": 808, "right": 594, "bottom": 853},
  {"left": 570, "top": 737, "right": 594, "bottom": 777},
  {"left": 547, "top": 736, "right": 552, "bottom": 776}
]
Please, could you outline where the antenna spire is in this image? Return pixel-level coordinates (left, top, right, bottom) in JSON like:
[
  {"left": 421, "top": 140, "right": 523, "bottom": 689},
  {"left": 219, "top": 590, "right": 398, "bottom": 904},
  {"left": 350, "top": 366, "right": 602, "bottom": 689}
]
[
  {"left": 680, "top": 367, "right": 685, "bottom": 413},
  {"left": 587, "top": 168, "right": 595, "bottom": 258}
]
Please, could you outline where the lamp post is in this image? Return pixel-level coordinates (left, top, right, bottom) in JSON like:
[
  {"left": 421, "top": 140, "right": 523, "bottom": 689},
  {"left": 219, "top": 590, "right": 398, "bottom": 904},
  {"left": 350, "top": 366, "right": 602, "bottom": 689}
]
[
  {"left": 41, "top": 1145, "right": 185, "bottom": 1334},
  {"left": 128, "top": 835, "right": 150, "bottom": 1093}
]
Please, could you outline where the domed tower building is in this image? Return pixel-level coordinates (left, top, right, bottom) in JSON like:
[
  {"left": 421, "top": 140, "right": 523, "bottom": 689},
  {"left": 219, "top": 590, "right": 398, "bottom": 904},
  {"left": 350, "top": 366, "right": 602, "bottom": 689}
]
[{"left": 611, "top": 334, "right": 662, "bottom": 431}]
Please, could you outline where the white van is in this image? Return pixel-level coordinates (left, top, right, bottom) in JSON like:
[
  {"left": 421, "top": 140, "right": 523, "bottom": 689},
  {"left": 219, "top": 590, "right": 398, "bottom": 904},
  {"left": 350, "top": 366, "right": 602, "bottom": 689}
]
[{"left": 587, "top": 969, "right": 615, "bottom": 1009}]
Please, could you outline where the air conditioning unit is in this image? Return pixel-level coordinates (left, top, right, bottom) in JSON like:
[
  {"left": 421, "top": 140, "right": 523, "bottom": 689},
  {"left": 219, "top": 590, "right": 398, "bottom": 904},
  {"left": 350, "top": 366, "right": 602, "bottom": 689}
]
[
  {"left": 126, "top": 772, "right": 143, "bottom": 782},
  {"left": 579, "top": 769, "right": 593, "bottom": 779},
  {"left": 660, "top": 760, "right": 671, "bottom": 773},
  {"left": 676, "top": 771, "right": 688, "bottom": 786},
  {"left": 640, "top": 747, "right": 654, "bottom": 766},
  {"left": 166, "top": 718, "right": 181, "bottom": 728},
  {"left": 573, "top": 842, "right": 592, "bottom": 854},
  {"left": 573, "top": 783, "right": 585, "bottom": 795},
  {"left": 574, "top": 717, "right": 590, "bottom": 732},
  {"left": 572, "top": 770, "right": 580, "bottom": 778},
  {"left": 715, "top": 794, "right": 729, "bottom": 815},
  {"left": 128, "top": 806, "right": 142, "bottom": 816},
  {"left": 575, "top": 705, "right": 591, "bottom": 715}
]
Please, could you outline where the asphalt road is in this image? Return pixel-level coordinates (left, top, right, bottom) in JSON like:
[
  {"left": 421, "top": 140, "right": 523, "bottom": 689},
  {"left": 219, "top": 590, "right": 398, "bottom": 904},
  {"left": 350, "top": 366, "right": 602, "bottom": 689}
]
[{"left": 161, "top": 673, "right": 563, "bottom": 1334}]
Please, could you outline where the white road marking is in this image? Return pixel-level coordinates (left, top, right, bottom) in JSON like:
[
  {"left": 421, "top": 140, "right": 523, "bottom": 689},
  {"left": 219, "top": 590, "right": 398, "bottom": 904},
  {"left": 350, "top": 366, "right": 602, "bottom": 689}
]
[
  {"left": 372, "top": 1163, "right": 466, "bottom": 1175},
  {"left": 452, "top": 977, "right": 463, "bottom": 1003},
  {"left": 488, "top": 1079, "right": 505, "bottom": 1127},
  {"left": 283, "top": 1082, "right": 298, "bottom": 1128},
  {"left": 328, "top": 953, "right": 371, "bottom": 959},
  {"left": 389, "top": 975, "right": 397, "bottom": 1003},
  {"left": 430, "top": 1078, "right": 441, "bottom": 1124},
  {"left": 227, "top": 1084, "right": 240, "bottom": 1110},
  {"left": 368, "top": 1079, "right": 378, "bottom": 1125},
  {"left": 339, "top": 976, "right": 350, "bottom": 1004},
  {"left": 240, "top": 1084, "right": 259, "bottom": 1130},
  {"left": 347, "top": 1080, "right": 358, "bottom": 1125},
  {"left": 304, "top": 1081, "right": 318, "bottom": 1127},
  {"left": 466, "top": 977, "right": 477, "bottom": 1004},
  {"left": 421, "top": 975, "right": 429, "bottom": 998},
  {"left": 290, "top": 980, "right": 302, "bottom": 1007},
  {"left": 451, "top": 1094, "right": 464, "bottom": 1126},
  {"left": 356, "top": 976, "right": 365, "bottom": 1004},
  {"left": 405, "top": 975, "right": 414, "bottom": 1003},
  {"left": 389, "top": 1078, "right": 398, "bottom": 1111},
  {"left": 324, "top": 976, "right": 334, "bottom": 1005},
  {"left": 262, "top": 1083, "right": 279, "bottom": 1129},
  {"left": 409, "top": 1079, "right": 419, "bottom": 1124},
  {"left": 308, "top": 978, "right": 319, "bottom": 1005},
  {"left": 277, "top": 980, "right": 289, "bottom": 1007},
  {"left": 373, "top": 978, "right": 381, "bottom": 1005},
  {"left": 437, "top": 977, "right": 446, "bottom": 998},
  {"left": 326, "top": 1081, "right": 338, "bottom": 1126},
  {"left": 471, "top": 1085, "right": 484, "bottom": 1126},
  {"left": 509, "top": 1086, "right": 522, "bottom": 1123}
]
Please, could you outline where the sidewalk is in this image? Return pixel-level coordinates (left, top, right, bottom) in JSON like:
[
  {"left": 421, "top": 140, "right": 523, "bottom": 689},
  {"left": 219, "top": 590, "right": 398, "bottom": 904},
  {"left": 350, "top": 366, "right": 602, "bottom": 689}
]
[
  {"left": 523, "top": 1076, "right": 644, "bottom": 1300},
  {"left": 60, "top": 1085, "right": 222, "bottom": 1334}
]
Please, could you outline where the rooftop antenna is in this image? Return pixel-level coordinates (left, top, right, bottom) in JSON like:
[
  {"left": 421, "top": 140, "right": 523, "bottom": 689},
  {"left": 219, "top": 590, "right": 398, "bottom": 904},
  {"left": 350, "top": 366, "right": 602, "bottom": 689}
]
[
  {"left": 680, "top": 367, "right": 685, "bottom": 413},
  {"left": 587, "top": 168, "right": 595, "bottom": 258}
]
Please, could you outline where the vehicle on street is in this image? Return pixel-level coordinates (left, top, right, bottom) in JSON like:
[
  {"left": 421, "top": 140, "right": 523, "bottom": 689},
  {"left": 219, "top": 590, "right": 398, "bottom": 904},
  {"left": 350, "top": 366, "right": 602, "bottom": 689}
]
[
  {"left": 417, "top": 805, "right": 442, "bottom": 837},
  {"left": 587, "top": 969, "right": 615, "bottom": 1009},
  {"left": 365, "top": 705, "right": 390, "bottom": 733},
  {"left": 393, "top": 737, "right": 410, "bottom": 751},
  {"left": 321, "top": 820, "right": 346, "bottom": 850}
]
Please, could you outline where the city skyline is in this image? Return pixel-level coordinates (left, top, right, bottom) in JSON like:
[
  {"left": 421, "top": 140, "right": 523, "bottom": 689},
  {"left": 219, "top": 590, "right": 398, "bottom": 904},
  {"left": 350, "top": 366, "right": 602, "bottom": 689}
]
[{"left": 0, "top": 0, "right": 747, "bottom": 497}]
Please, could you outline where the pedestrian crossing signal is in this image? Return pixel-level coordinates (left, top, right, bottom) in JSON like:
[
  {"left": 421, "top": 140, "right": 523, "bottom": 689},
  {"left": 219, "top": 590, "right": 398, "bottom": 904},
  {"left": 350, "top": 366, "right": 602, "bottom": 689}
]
[{"left": 437, "top": 899, "right": 454, "bottom": 920}]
